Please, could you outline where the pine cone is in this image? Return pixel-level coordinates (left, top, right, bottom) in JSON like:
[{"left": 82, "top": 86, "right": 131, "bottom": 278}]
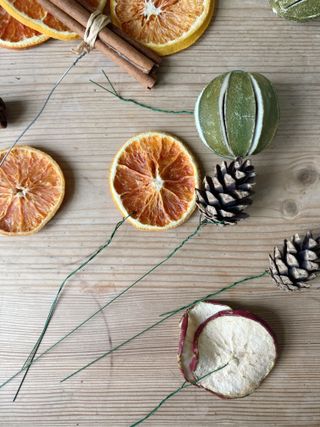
[
  {"left": 196, "top": 158, "right": 255, "bottom": 225},
  {"left": 269, "top": 232, "right": 320, "bottom": 291},
  {"left": 0, "top": 98, "right": 7, "bottom": 129}
]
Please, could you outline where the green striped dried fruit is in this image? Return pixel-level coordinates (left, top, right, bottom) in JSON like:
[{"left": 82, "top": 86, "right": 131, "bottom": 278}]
[
  {"left": 270, "top": 0, "right": 320, "bottom": 21},
  {"left": 195, "top": 70, "right": 280, "bottom": 159}
]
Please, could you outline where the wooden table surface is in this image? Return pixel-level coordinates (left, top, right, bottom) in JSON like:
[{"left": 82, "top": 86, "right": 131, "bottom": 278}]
[{"left": 1, "top": 0, "right": 320, "bottom": 425}]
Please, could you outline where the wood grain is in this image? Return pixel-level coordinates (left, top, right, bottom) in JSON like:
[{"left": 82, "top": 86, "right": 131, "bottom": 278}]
[{"left": 1, "top": 0, "right": 320, "bottom": 425}]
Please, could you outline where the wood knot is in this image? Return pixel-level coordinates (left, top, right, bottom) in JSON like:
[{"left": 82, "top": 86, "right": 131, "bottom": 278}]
[
  {"left": 296, "top": 167, "right": 318, "bottom": 187},
  {"left": 281, "top": 199, "right": 299, "bottom": 219}
]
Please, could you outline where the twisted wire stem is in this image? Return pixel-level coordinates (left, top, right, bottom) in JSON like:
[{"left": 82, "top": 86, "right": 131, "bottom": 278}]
[
  {"left": 0, "top": 219, "right": 208, "bottom": 392},
  {"left": 90, "top": 70, "right": 194, "bottom": 115},
  {"left": 61, "top": 270, "right": 269, "bottom": 383},
  {"left": 130, "top": 363, "right": 229, "bottom": 426},
  {"left": 12, "top": 215, "right": 128, "bottom": 401},
  {"left": 0, "top": 51, "right": 87, "bottom": 400}
]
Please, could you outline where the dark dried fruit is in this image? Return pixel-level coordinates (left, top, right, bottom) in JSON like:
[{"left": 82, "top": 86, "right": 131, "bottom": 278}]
[{"left": 0, "top": 98, "right": 7, "bottom": 129}]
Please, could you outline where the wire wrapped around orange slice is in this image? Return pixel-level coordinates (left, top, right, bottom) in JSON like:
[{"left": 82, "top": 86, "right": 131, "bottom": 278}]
[
  {"left": 110, "top": 132, "right": 200, "bottom": 230},
  {"left": 0, "top": 146, "right": 65, "bottom": 236}
]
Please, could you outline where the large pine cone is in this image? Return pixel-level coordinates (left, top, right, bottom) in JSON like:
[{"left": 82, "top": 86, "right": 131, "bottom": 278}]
[
  {"left": 196, "top": 158, "right": 255, "bottom": 225},
  {"left": 269, "top": 232, "right": 320, "bottom": 291}
]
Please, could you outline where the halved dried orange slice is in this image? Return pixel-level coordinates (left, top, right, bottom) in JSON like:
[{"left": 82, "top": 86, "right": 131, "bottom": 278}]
[
  {"left": 110, "top": 0, "right": 215, "bottom": 55},
  {"left": 0, "top": 6, "right": 49, "bottom": 49},
  {"left": 0, "top": 0, "right": 107, "bottom": 41},
  {"left": 110, "top": 132, "right": 199, "bottom": 230},
  {"left": 0, "top": 146, "right": 65, "bottom": 236}
]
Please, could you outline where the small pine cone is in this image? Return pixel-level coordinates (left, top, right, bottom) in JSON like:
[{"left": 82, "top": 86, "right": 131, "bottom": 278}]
[
  {"left": 0, "top": 98, "right": 7, "bottom": 129},
  {"left": 196, "top": 158, "right": 255, "bottom": 225},
  {"left": 269, "top": 232, "right": 320, "bottom": 291}
]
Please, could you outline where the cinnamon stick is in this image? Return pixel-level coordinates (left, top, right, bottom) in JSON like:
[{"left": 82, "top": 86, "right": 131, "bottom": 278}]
[
  {"left": 77, "top": 0, "right": 161, "bottom": 65},
  {"left": 76, "top": 0, "right": 104, "bottom": 13},
  {"left": 50, "top": 0, "right": 156, "bottom": 74},
  {"left": 109, "top": 24, "right": 161, "bottom": 66},
  {"left": 37, "top": 0, "right": 156, "bottom": 88}
]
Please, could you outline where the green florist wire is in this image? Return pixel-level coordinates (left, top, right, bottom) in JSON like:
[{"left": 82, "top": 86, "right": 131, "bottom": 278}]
[
  {"left": 0, "top": 215, "right": 205, "bottom": 392},
  {"left": 90, "top": 70, "right": 194, "bottom": 115},
  {"left": 13, "top": 215, "right": 129, "bottom": 401},
  {"left": 130, "top": 363, "right": 229, "bottom": 427},
  {"left": 0, "top": 50, "right": 97, "bottom": 400},
  {"left": 0, "top": 268, "right": 268, "bottom": 391},
  {"left": 61, "top": 270, "right": 269, "bottom": 383},
  {"left": 0, "top": 54, "right": 193, "bottom": 399}
]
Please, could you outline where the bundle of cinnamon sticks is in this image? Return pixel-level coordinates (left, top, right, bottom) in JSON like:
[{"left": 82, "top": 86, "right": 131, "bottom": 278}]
[{"left": 37, "top": 0, "right": 161, "bottom": 89}]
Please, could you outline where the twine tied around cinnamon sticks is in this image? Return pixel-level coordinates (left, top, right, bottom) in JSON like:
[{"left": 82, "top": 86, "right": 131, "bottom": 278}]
[
  {"left": 37, "top": 0, "right": 161, "bottom": 88},
  {"left": 74, "top": 9, "right": 110, "bottom": 54}
]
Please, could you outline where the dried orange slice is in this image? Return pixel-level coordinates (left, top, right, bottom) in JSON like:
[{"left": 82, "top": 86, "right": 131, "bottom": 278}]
[
  {"left": 0, "top": 146, "right": 65, "bottom": 236},
  {"left": 110, "top": 132, "right": 199, "bottom": 230},
  {"left": 0, "top": 6, "right": 49, "bottom": 49},
  {"left": 110, "top": 0, "right": 215, "bottom": 56},
  {"left": 0, "top": 0, "right": 107, "bottom": 41}
]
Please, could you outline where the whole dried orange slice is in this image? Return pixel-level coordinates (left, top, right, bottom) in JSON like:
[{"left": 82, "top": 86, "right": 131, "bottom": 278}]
[
  {"left": 110, "top": 132, "right": 199, "bottom": 230},
  {"left": 0, "top": 0, "right": 107, "bottom": 41},
  {"left": 0, "top": 6, "right": 49, "bottom": 49},
  {"left": 0, "top": 146, "right": 65, "bottom": 236},
  {"left": 110, "top": 0, "right": 215, "bottom": 55}
]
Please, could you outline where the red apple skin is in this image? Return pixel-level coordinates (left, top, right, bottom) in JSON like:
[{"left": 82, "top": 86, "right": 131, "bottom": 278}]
[
  {"left": 177, "top": 311, "right": 189, "bottom": 378},
  {"left": 189, "top": 309, "right": 278, "bottom": 400},
  {"left": 177, "top": 301, "right": 231, "bottom": 382}
]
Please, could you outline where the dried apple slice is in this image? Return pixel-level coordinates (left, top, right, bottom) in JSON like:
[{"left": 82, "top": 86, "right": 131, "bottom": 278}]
[
  {"left": 190, "top": 310, "right": 277, "bottom": 398},
  {"left": 178, "top": 301, "right": 231, "bottom": 381}
]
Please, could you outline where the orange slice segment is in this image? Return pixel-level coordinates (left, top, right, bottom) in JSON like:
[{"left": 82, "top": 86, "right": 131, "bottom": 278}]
[
  {"left": 0, "top": 146, "right": 65, "bottom": 236},
  {"left": 0, "top": 0, "right": 107, "bottom": 41},
  {"left": 0, "top": 6, "right": 49, "bottom": 49},
  {"left": 110, "top": 132, "right": 199, "bottom": 230},
  {"left": 110, "top": 0, "right": 214, "bottom": 56}
]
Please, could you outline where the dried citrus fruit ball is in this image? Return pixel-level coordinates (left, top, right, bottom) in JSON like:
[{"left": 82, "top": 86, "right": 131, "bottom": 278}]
[
  {"left": 110, "top": 132, "right": 200, "bottom": 230},
  {"left": 110, "top": 0, "right": 215, "bottom": 56},
  {"left": 0, "top": 146, "right": 65, "bottom": 236},
  {"left": 0, "top": 0, "right": 106, "bottom": 40},
  {"left": 195, "top": 70, "right": 280, "bottom": 159},
  {"left": 270, "top": 0, "right": 320, "bottom": 21}
]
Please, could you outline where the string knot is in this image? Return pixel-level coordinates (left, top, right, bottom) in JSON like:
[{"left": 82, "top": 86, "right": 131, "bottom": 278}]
[{"left": 74, "top": 10, "right": 110, "bottom": 54}]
